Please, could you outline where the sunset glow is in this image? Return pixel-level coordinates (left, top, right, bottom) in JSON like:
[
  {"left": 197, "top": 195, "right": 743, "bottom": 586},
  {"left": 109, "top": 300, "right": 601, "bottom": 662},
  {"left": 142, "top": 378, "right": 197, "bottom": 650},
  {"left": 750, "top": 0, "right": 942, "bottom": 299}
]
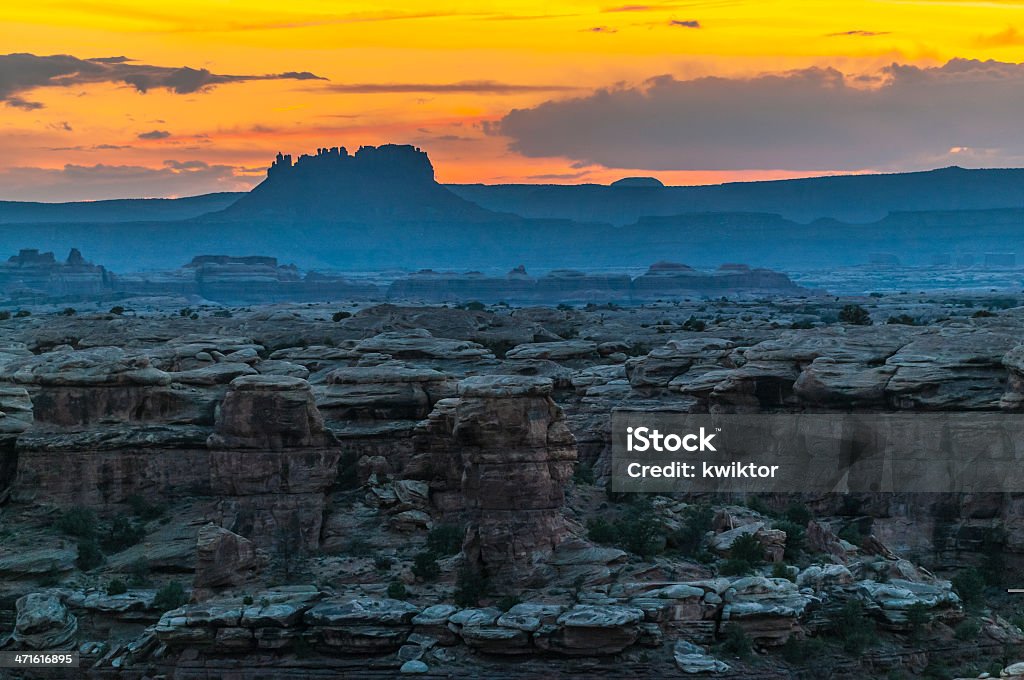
[{"left": 6, "top": 0, "right": 1024, "bottom": 199}]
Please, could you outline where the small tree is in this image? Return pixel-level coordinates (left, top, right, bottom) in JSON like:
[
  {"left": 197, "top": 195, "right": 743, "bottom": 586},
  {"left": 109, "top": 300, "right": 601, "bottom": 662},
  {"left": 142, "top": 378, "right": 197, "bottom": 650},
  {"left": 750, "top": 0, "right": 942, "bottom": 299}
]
[
  {"left": 154, "top": 582, "right": 188, "bottom": 610},
  {"left": 839, "top": 304, "right": 872, "bottom": 326}
]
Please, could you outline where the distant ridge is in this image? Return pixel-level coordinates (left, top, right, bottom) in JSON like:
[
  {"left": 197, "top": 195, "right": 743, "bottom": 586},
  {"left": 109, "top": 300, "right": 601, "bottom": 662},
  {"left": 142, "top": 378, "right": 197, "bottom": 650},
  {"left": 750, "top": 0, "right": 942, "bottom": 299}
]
[
  {"left": 449, "top": 166, "right": 1024, "bottom": 224},
  {"left": 0, "top": 192, "right": 241, "bottom": 224}
]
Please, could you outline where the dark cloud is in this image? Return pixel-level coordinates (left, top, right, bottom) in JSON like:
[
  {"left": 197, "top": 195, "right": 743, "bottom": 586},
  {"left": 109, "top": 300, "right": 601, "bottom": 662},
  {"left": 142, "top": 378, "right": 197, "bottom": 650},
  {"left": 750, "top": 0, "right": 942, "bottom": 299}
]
[
  {"left": 0, "top": 161, "right": 255, "bottom": 202},
  {"left": 669, "top": 19, "right": 701, "bottom": 28},
  {"left": 0, "top": 53, "right": 326, "bottom": 109},
  {"left": 493, "top": 59, "right": 1024, "bottom": 172},
  {"left": 585, "top": 26, "right": 619, "bottom": 33},
  {"left": 322, "top": 80, "right": 578, "bottom": 94},
  {"left": 137, "top": 130, "right": 171, "bottom": 140},
  {"left": 826, "top": 29, "right": 889, "bottom": 37}
]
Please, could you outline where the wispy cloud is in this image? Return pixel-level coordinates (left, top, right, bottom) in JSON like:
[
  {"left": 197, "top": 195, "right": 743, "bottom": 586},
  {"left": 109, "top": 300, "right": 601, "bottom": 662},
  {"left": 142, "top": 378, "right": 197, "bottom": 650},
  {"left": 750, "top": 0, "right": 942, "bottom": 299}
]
[
  {"left": 137, "top": 129, "right": 170, "bottom": 140},
  {"left": 825, "top": 29, "right": 890, "bottom": 37},
  {"left": 321, "top": 80, "right": 579, "bottom": 95},
  {"left": 669, "top": 19, "right": 701, "bottom": 28},
  {"left": 0, "top": 53, "right": 325, "bottom": 110}
]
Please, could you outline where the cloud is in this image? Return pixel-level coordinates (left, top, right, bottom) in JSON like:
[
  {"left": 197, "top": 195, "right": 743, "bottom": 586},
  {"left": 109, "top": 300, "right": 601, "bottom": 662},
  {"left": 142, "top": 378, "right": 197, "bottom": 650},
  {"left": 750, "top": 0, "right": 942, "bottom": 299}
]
[
  {"left": 585, "top": 26, "right": 619, "bottom": 33},
  {"left": 0, "top": 53, "right": 325, "bottom": 109},
  {"left": 826, "top": 29, "right": 889, "bottom": 37},
  {"left": 137, "top": 129, "right": 171, "bottom": 140},
  {"left": 492, "top": 59, "right": 1024, "bottom": 172},
  {"left": 669, "top": 19, "right": 701, "bottom": 28},
  {"left": 322, "top": 80, "right": 578, "bottom": 94},
  {"left": 0, "top": 161, "right": 256, "bottom": 202},
  {"left": 975, "top": 26, "right": 1024, "bottom": 47}
]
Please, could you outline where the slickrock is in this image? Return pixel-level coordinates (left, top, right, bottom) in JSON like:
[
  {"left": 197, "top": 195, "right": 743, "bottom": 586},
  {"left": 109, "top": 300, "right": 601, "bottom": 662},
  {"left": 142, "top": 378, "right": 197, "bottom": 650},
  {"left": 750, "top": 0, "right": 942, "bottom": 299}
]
[
  {"left": 13, "top": 593, "right": 78, "bottom": 650},
  {"left": 193, "top": 524, "right": 261, "bottom": 590}
]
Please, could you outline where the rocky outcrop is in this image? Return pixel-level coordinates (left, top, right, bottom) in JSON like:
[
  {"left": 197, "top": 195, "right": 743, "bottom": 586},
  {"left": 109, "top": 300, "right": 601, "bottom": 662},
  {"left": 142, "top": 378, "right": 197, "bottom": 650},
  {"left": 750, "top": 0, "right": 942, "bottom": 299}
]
[
  {"left": 12, "top": 593, "right": 78, "bottom": 650},
  {"left": 193, "top": 524, "right": 261, "bottom": 591}
]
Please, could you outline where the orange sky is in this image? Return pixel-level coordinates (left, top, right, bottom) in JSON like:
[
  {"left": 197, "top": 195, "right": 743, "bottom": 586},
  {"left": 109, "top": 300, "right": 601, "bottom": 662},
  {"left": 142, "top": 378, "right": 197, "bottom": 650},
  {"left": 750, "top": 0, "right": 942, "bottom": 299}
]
[{"left": 5, "top": 0, "right": 1024, "bottom": 199}]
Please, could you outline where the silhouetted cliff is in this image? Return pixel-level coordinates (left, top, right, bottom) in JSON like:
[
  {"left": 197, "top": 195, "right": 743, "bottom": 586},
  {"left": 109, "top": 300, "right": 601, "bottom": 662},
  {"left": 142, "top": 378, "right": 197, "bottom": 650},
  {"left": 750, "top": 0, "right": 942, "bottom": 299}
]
[{"left": 219, "top": 144, "right": 497, "bottom": 223}]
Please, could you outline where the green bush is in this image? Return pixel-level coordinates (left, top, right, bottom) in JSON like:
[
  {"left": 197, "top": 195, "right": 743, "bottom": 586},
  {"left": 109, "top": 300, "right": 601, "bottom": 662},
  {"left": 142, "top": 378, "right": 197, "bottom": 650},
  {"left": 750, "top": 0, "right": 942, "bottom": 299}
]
[
  {"left": 109, "top": 306, "right": 125, "bottom": 315},
  {"left": 587, "top": 518, "right": 619, "bottom": 545},
  {"left": 667, "top": 504, "right": 713, "bottom": 558},
  {"left": 374, "top": 555, "right": 394, "bottom": 571},
  {"left": 154, "top": 582, "right": 188, "bottom": 610},
  {"left": 57, "top": 507, "right": 97, "bottom": 539},
  {"left": 682, "top": 316, "right": 706, "bottom": 331},
  {"left": 127, "top": 558, "right": 151, "bottom": 586},
  {"left": 972, "top": 309, "right": 996, "bottom": 318},
  {"left": 497, "top": 594, "right": 522, "bottom": 611},
  {"left": 773, "top": 520, "right": 806, "bottom": 560},
  {"left": 905, "top": 602, "right": 931, "bottom": 640},
  {"left": 837, "top": 523, "right": 864, "bottom": 547},
  {"left": 886, "top": 314, "right": 918, "bottom": 326},
  {"left": 60, "top": 307, "right": 77, "bottom": 316},
  {"left": 462, "top": 301, "right": 486, "bottom": 311},
  {"left": 729, "top": 533, "right": 765, "bottom": 564},
  {"left": 387, "top": 581, "right": 408, "bottom": 599},
  {"left": 831, "top": 600, "right": 878, "bottom": 655},
  {"left": 454, "top": 565, "right": 490, "bottom": 607},
  {"left": 954, "top": 618, "right": 981, "bottom": 641},
  {"left": 14, "top": 309, "right": 30, "bottom": 318},
  {"left": 781, "top": 636, "right": 826, "bottom": 665},
  {"left": 331, "top": 311, "right": 351, "bottom": 322},
  {"left": 784, "top": 502, "right": 813, "bottom": 525},
  {"left": 426, "top": 524, "right": 464, "bottom": 556},
  {"left": 838, "top": 304, "right": 872, "bottom": 326},
  {"left": 411, "top": 551, "right": 440, "bottom": 581},
  {"left": 771, "top": 562, "right": 795, "bottom": 582},
  {"left": 100, "top": 517, "right": 146, "bottom": 553},
  {"left": 76, "top": 538, "right": 103, "bottom": 571},
  {"left": 719, "top": 558, "right": 753, "bottom": 576},
  {"left": 952, "top": 567, "right": 986, "bottom": 610},
  {"left": 719, "top": 623, "right": 752, "bottom": 660},
  {"left": 586, "top": 500, "right": 665, "bottom": 558},
  {"left": 107, "top": 579, "right": 128, "bottom": 596},
  {"left": 572, "top": 464, "right": 596, "bottom": 485},
  {"left": 0, "top": 311, "right": 10, "bottom": 321},
  {"left": 127, "top": 494, "right": 164, "bottom": 521}
]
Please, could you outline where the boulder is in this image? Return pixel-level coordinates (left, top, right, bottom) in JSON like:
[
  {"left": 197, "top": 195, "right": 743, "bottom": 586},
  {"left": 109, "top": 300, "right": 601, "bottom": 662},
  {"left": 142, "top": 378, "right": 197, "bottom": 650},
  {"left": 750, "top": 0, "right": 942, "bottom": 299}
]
[{"left": 13, "top": 593, "right": 78, "bottom": 650}]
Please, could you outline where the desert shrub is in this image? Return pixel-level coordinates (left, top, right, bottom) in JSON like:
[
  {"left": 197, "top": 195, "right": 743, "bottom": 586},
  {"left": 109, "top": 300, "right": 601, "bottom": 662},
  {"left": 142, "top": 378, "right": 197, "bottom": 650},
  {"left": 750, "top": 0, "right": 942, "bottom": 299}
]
[
  {"left": 387, "top": 581, "right": 408, "bottom": 599},
  {"left": 454, "top": 565, "right": 489, "bottom": 607},
  {"left": 905, "top": 602, "right": 931, "bottom": 640},
  {"left": 14, "top": 310, "right": 30, "bottom": 318},
  {"left": 76, "top": 538, "right": 103, "bottom": 571},
  {"left": 374, "top": 555, "right": 394, "bottom": 571},
  {"left": 109, "top": 306, "right": 125, "bottom": 315},
  {"left": 781, "top": 636, "right": 826, "bottom": 665},
  {"left": 0, "top": 312, "right": 10, "bottom": 321},
  {"left": 461, "top": 301, "right": 486, "bottom": 311},
  {"left": 667, "top": 504, "right": 713, "bottom": 557},
  {"left": 773, "top": 520, "right": 806, "bottom": 560},
  {"left": 107, "top": 579, "right": 128, "bottom": 596},
  {"left": 729, "top": 533, "right": 765, "bottom": 564},
  {"left": 497, "top": 594, "right": 522, "bottom": 612},
  {"left": 426, "top": 524, "right": 464, "bottom": 556},
  {"left": 37, "top": 564, "right": 62, "bottom": 587},
  {"left": 838, "top": 304, "right": 872, "bottom": 325},
  {"left": 784, "top": 502, "right": 813, "bottom": 525},
  {"left": 127, "top": 558, "right": 151, "bottom": 586},
  {"left": 154, "top": 582, "right": 187, "bottom": 610},
  {"left": 573, "top": 464, "right": 596, "bottom": 485},
  {"left": 886, "top": 314, "right": 918, "bottom": 325},
  {"left": 179, "top": 307, "right": 193, "bottom": 317},
  {"left": 719, "top": 623, "right": 753, "bottom": 660},
  {"left": 830, "top": 599, "right": 878, "bottom": 655},
  {"left": 243, "top": 595, "right": 254, "bottom": 605},
  {"left": 587, "top": 518, "right": 618, "bottom": 545},
  {"left": 331, "top": 311, "right": 351, "bottom": 322},
  {"left": 57, "top": 507, "right": 97, "bottom": 539},
  {"left": 952, "top": 567, "right": 986, "bottom": 610},
  {"left": 101, "top": 517, "right": 146, "bottom": 553},
  {"left": 972, "top": 309, "right": 996, "bottom": 318},
  {"left": 772, "top": 562, "right": 796, "bottom": 582},
  {"left": 746, "top": 496, "right": 775, "bottom": 517},
  {"left": 954, "top": 618, "right": 981, "bottom": 641},
  {"left": 344, "top": 538, "right": 373, "bottom": 558},
  {"left": 837, "top": 523, "right": 865, "bottom": 547},
  {"left": 127, "top": 494, "right": 163, "bottom": 521},
  {"left": 60, "top": 307, "right": 77, "bottom": 316},
  {"left": 411, "top": 551, "right": 440, "bottom": 581},
  {"left": 682, "top": 315, "right": 706, "bottom": 331},
  {"left": 719, "top": 558, "right": 753, "bottom": 576}
]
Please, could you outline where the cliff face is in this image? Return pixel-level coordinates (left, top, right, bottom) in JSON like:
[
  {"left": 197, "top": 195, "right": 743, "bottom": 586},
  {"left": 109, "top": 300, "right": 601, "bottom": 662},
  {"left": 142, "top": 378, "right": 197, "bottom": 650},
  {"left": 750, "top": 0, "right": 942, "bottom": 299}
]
[{"left": 220, "top": 144, "right": 497, "bottom": 224}]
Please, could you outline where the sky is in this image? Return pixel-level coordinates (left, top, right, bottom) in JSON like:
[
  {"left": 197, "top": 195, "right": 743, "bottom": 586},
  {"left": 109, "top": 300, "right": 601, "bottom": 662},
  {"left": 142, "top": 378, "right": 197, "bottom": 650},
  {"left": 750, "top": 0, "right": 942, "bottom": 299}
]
[{"left": 6, "top": 0, "right": 1024, "bottom": 200}]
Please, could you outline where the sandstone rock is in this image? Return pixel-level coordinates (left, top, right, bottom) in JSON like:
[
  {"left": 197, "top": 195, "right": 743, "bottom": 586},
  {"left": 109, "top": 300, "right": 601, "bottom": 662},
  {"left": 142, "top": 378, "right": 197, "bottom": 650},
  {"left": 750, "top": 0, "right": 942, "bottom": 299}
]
[
  {"left": 505, "top": 340, "right": 598, "bottom": 362},
  {"left": 673, "top": 639, "right": 730, "bottom": 674},
  {"left": 721, "top": 577, "right": 813, "bottom": 645},
  {"left": 304, "top": 597, "right": 420, "bottom": 626},
  {"left": 14, "top": 593, "right": 78, "bottom": 650},
  {"left": 209, "top": 375, "right": 330, "bottom": 449},
  {"left": 400, "top": 659, "right": 429, "bottom": 674},
  {"left": 194, "top": 524, "right": 260, "bottom": 590},
  {"left": 534, "top": 605, "right": 645, "bottom": 655}
]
